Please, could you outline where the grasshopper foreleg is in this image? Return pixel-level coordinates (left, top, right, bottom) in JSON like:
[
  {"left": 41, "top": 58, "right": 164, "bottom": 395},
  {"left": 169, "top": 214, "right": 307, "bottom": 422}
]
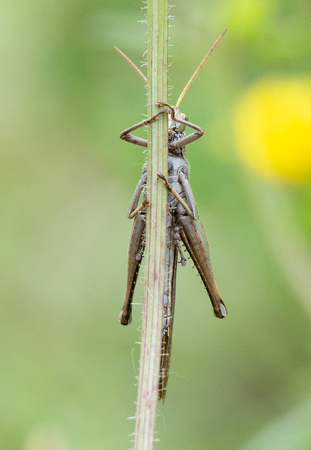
[{"left": 120, "top": 108, "right": 171, "bottom": 148}]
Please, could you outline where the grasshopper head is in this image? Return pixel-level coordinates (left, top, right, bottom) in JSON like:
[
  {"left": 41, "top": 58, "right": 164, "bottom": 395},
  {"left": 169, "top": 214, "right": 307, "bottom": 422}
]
[{"left": 168, "top": 107, "right": 188, "bottom": 140}]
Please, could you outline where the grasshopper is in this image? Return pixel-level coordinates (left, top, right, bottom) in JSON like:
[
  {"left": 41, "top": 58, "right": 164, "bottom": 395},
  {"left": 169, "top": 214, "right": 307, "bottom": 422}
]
[{"left": 116, "top": 29, "right": 227, "bottom": 401}]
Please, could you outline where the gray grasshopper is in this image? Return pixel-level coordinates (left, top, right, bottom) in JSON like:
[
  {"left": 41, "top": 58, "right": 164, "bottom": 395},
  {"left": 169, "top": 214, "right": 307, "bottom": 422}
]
[{"left": 116, "top": 30, "right": 227, "bottom": 401}]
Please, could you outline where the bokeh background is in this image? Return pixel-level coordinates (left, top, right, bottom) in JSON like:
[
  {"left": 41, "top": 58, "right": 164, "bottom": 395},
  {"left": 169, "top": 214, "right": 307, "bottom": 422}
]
[{"left": 1, "top": 0, "right": 311, "bottom": 449}]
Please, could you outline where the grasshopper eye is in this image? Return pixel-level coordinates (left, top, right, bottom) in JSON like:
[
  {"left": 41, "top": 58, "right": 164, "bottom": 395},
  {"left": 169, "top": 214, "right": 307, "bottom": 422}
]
[{"left": 175, "top": 122, "right": 185, "bottom": 133}]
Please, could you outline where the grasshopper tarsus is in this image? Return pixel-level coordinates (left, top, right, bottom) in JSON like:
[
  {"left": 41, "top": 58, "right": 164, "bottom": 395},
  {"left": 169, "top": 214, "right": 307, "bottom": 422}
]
[
  {"left": 155, "top": 102, "right": 174, "bottom": 114},
  {"left": 214, "top": 300, "right": 227, "bottom": 318},
  {"left": 118, "top": 308, "right": 132, "bottom": 325},
  {"left": 157, "top": 172, "right": 169, "bottom": 185}
]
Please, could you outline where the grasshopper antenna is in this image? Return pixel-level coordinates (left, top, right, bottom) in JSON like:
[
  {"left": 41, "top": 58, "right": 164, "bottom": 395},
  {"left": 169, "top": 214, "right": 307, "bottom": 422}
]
[
  {"left": 114, "top": 46, "right": 147, "bottom": 83},
  {"left": 175, "top": 28, "right": 227, "bottom": 108}
]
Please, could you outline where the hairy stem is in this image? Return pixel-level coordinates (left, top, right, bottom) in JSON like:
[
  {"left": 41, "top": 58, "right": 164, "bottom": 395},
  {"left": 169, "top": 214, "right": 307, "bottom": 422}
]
[{"left": 134, "top": 0, "right": 168, "bottom": 448}]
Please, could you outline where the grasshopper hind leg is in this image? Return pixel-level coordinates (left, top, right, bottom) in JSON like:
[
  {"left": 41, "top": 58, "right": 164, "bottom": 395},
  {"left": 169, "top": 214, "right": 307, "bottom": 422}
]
[{"left": 119, "top": 213, "right": 146, "bottom": 325}]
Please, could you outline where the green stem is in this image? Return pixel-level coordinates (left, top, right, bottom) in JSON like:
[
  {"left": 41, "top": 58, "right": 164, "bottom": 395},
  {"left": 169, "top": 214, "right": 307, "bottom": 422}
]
[{"left": 134, "top": 0, "right": 168, "bottom": 448}]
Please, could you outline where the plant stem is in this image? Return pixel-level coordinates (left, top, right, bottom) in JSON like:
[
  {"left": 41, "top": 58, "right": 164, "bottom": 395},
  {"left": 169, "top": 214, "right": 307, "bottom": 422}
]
[{"left": 134, "top": 0, "right": 168, "bottom": 448}]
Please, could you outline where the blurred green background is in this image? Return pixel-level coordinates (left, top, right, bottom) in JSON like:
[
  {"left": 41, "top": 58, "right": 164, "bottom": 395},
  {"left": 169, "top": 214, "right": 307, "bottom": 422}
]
[{"left": 1, "top": 0, "right": 311, "bottom": 449}]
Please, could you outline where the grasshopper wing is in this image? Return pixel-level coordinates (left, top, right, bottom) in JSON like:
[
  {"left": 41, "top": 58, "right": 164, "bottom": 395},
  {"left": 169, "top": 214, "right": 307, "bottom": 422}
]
[{"left": 158, "top": 222, "right": 178, "bottom": 401}]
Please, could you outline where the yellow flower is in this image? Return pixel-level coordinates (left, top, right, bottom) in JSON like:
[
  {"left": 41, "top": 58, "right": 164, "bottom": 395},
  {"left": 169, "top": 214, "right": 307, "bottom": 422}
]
[{"left": 233, "top": 77, "right": 311, "bottom": 182}]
